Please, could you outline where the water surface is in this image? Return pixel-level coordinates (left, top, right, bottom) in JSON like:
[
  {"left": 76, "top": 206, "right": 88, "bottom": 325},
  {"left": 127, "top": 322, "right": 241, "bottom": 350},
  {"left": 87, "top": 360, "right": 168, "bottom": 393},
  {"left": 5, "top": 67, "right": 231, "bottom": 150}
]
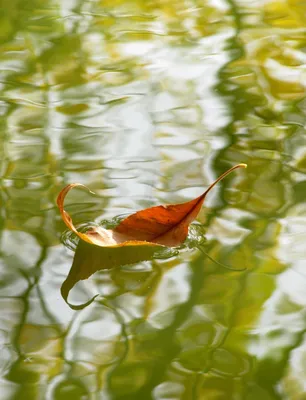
[{"left": 1, "top": 0, "right": 306, "bottom": 399}]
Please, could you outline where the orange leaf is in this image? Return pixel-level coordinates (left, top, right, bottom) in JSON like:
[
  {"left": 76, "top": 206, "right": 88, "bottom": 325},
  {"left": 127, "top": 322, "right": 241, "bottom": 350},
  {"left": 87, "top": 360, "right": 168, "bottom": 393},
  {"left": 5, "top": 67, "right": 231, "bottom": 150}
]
[{"left": 57, "top": 163, "right": 247, "bottom": 248}]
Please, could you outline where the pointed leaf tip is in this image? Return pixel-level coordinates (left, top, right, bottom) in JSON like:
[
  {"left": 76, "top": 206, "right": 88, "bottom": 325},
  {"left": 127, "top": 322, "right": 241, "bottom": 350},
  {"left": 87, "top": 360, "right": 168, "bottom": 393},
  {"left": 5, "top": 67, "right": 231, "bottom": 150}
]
[{"left": 114, "top": 163, "right": 247, "bottom": 246}]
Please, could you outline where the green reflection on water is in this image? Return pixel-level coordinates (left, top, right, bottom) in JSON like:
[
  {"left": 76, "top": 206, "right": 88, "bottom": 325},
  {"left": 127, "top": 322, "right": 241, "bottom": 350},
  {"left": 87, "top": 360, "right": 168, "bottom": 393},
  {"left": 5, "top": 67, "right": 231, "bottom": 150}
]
[{"left": 1, "top": 0, "right": 306, "bottom": 399}]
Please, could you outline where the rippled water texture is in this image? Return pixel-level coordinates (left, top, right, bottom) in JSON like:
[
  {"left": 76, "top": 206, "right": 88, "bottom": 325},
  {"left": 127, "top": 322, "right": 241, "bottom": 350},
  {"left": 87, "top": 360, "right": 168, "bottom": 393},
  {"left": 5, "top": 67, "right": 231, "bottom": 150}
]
[{"left": 1, "top": 0, "right": 306, "bottom": 399}]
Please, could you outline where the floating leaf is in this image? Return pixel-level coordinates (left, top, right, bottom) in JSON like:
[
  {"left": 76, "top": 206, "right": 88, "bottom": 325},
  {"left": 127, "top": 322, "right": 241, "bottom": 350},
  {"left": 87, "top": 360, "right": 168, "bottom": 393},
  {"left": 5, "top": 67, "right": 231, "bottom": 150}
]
[
  {"left": 57, "top": 163, "right": 247, "bottom": 248},
  {"left": 58, "top": 163, "right": 247, "bottom": 308}
]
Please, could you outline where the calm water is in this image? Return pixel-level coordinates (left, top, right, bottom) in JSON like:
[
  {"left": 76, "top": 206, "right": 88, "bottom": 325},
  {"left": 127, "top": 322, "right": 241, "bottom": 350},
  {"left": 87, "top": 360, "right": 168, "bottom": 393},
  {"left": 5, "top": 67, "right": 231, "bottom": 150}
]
[{"left": 1, "top": 0, "right": 306, "bottom": 399}]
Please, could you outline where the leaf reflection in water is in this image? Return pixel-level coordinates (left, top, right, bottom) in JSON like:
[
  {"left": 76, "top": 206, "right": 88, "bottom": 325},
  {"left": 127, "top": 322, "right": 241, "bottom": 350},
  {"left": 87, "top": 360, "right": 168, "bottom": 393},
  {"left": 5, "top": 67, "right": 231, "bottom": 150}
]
[
  {"left": 61, "top": 238, "right": 177, "bottom": 310},
  {"left": 60, "top": 220, "right": 245, "bottom": 310}
]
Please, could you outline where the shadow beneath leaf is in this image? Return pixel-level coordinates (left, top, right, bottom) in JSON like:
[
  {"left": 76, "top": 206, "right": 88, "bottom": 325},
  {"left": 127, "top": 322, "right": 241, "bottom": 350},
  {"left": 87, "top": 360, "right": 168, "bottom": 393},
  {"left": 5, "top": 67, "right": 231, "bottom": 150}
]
[
  {"left": 60, "top": 222, "right": 244, "bottom": 310},
  {"left": 61, "top": 239, "right": 177, "bottom": 310}
]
